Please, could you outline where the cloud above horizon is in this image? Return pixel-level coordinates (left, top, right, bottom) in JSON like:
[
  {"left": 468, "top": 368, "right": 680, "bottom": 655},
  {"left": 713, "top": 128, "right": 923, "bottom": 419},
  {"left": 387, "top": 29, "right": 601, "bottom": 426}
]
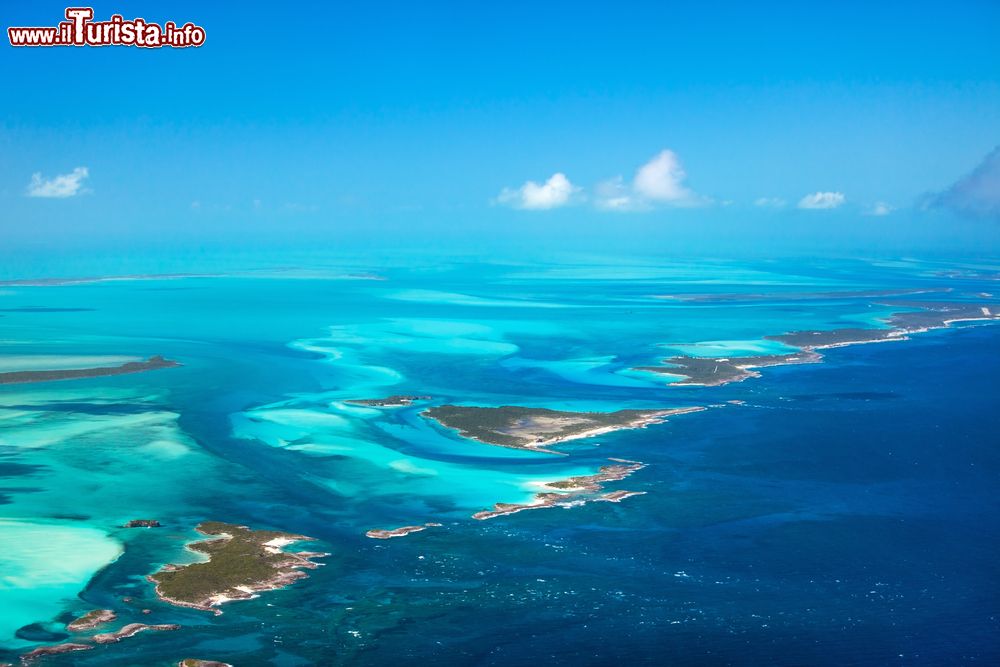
[
  {"left": 596, "top": 150, "right": 707, "bottom": 211},
  {"left": 928, "top": 146, "right": 1000, "bottom": 219},
  {"left": 26, "top": 167, "right": 89, "bottom": 198},
  {"left": 496, "top": 150, "right": 707, "bottom": 212},
  {"left": 496, "top": 172, "right": 579, "bottom": 209},
  {"left": 797, "top": 191, "right": 845, "bottom": 210},
  {"left": 634, "top": 150, "right": 696, "bottom": 202}
]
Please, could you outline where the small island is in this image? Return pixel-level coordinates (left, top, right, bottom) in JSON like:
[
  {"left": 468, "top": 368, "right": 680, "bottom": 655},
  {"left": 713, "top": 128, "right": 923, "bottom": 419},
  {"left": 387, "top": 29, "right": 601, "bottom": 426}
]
[
  {"left": 66, "top": 609, "right": 116, "bottom": 632},
  {"left": 345, "top": 395, "right": 431, "bottom": 407},
  {"left": 473, "top": 459, "right": 647, "bottom": 520},
  {"left": 19, "top": 643, "right": 93, "bottom": 662},
  {"left": 148, "top": 522, "right": 327, "bottom": 613},
  {"left": 423, "top": 405, "right": 705, "bottom": 452},
  {"left": 0, "top": 355, "right": 180, "bottom": 386},
  {"left": 124, "top": 519, "right": 161, "bottom": 528},
  {"left": 366, "top": 523, "right": 442, "bottom": 539},
  {"left": 21, "top": 642, "right": 94, "bottom": 664},
  {"left": 92, "top": 623, "right": 180, "bottom": 645},
  {"left": 179, "top": 661, "right": 233, "bottom": 667}
]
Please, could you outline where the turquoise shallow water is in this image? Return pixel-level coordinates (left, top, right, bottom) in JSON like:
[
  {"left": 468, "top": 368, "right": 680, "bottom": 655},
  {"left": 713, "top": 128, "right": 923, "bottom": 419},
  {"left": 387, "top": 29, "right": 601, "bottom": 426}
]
[{"left": 0, "top": 256, "right": 998, "bottom": 664}]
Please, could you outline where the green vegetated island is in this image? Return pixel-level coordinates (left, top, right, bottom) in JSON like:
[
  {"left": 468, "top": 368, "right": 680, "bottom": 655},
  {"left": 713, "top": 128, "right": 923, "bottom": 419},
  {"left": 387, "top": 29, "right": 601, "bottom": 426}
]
[
  {"left": 148, "top": 522, "right": 328, "bottom": 614},
  {"left": 0, "top": 355, "right": 180, "bottom": 385},
  {"left": 13, "top": 523, "right": 326, "bottom": 661},
  {"left": 422, "top": 405, "right": 705, "bottom": 453},
  {"left": 373, "top": 405, "right": 705, "bottom": 529},
  {"left": 636, "top": 301, "right": 1000, "bottom": 386}
]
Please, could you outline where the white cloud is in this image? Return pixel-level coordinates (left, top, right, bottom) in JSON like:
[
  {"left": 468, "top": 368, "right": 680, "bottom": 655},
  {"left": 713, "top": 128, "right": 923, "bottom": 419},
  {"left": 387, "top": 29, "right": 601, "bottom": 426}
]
[
  {"left": 797, "top": 191, "right": 845, "bottom": 210},
  {"left": 595, "top": 149, "right": 706, "bottom": 211},
  {"left": 26, "top": 167, "right": 89, "bottom": 198},
  {"left": 497, "top": 150, "right": 707, "bottom": 212},
  {"left": 633, "top": 150, "right": 695, "bottom": 203},
  {"left": 754, "top": 197, "right": 786, "bottom": 208},
  {"left": 866, "top": 201, "right": 893, "bottom": 216},
  {"left": 496, "top": 172, "right": 579, "bottom": 210}
]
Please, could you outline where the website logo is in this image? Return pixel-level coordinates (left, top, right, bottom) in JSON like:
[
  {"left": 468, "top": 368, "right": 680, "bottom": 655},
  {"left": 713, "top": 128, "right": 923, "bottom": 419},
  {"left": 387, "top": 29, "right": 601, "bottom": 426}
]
[{"left": 8, "top": 7, "right": 206, "bottom": 48}]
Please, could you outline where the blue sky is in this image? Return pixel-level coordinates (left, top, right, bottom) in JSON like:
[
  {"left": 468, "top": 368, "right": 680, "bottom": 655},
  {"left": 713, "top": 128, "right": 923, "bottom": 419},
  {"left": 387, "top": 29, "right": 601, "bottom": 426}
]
[{"left": 2, "top": 0, "right": 999, "bottom": 262}]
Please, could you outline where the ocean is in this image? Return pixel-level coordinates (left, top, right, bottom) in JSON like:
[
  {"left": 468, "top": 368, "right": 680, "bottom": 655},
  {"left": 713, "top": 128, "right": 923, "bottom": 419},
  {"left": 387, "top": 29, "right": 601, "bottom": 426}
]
[{"left": 0, "top": 256, "right": 997, "bottom": 665}]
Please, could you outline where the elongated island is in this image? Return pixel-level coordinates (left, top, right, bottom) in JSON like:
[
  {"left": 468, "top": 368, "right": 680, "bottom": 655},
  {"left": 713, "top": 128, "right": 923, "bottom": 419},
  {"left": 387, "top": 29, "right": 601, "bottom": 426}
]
[
  {"left": 345, "top": 395, "right": 431, "bottom": 407},
  {"left": 422, "top": 405, "right": 705, "bottom": 453},
  {"left": 0, "top": 355, "right": 180, "bottom": 385},
  {"left": 473, "top": 459, "right": 649, "bottom": 520},
  {"left": 636, "top": 301, "right": 999, "bottom": 386}
]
